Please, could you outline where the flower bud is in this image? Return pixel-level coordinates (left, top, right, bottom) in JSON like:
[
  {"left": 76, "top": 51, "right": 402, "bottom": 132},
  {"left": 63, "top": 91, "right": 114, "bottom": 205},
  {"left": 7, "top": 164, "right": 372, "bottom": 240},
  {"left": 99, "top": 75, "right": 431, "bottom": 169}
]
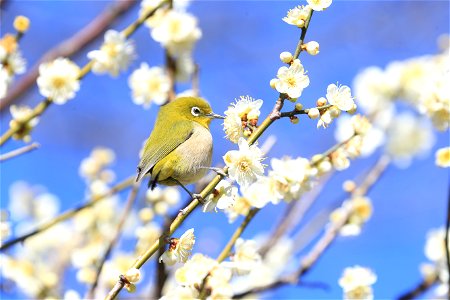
[
  {"left": 295, "top": 103, "right": 303, "bottom": 111},
  {"left": 342, "top": 180, "right": 356, "bottom": 193},
  {"left": 290, "top": 116, "right": 299, "bottom": 124},
  {"left": 316, "top": 97, "right": 327, "bottom": 107},
  {"left": 13, "top": 16, "right": 30, "bottom": 33},
  {"left": 317, "top": 160, "right": 332, "bottom": 174},
  {"left": 279, "top": 51, "right": 293, "bottom": 64},
  {"left": 269, "top": 78, "right": 278, "bottom": 89},
  {"left": 308, "top": 107, "right": 320, "bottom": 119},
  {"left": 138, "top": 207, "right": 154, "bottom": 223},
  {"left": 305, "top": 41, "right": 320, "bottom": 55},
  {"left": 125, "top": 268, "right": 141, "bottom": 283}
]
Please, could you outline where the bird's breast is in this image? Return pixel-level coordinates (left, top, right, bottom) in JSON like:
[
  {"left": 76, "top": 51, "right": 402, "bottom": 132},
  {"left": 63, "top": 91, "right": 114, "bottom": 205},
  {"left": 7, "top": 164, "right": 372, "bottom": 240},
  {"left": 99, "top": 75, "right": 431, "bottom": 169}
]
[{"left": 173, "top": 124, "right": 213, "bottom": 184}]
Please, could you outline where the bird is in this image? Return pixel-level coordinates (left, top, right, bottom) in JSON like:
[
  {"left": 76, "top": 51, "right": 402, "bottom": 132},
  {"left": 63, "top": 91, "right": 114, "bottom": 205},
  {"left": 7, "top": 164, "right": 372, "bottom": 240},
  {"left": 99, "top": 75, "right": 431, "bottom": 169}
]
[{"left": 136, "top": 96, "right": 224, "bottom": 200}]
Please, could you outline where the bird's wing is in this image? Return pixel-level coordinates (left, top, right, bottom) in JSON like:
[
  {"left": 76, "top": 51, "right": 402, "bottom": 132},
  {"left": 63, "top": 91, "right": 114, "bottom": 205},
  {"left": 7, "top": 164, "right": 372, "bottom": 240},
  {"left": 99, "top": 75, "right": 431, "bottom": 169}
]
[{"left": 136, "top": 120, "right": 193, "bottom": 182}]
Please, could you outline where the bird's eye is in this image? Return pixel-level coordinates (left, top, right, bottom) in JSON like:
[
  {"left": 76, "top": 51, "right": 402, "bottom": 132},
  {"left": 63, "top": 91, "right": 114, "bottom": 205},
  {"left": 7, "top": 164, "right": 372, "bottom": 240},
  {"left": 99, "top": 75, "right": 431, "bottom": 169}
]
[{"left": 191, "top": 107, "right": 201, "bottom": 117}]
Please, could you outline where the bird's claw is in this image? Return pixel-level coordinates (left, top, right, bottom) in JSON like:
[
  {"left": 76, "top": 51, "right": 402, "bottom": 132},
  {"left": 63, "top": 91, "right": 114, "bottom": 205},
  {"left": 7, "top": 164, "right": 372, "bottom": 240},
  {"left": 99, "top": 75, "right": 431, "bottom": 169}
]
[
  {"left": 179, "top": 207, "right": 189, "bottom": 216},
  {"left": 192, "top": 193, "right": 205, "bottom": 203}
]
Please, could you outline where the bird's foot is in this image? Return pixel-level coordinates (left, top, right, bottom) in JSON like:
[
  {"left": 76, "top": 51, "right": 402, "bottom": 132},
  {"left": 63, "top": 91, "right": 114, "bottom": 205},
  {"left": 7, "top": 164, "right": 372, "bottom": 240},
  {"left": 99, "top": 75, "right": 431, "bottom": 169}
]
[
  {"left": 192, "top": 193, "right": 205, "bottom": 204},
  {"left": 179, "top": 207, "right": 189, "bottom": 216},
  {"left": 209, "top": 167, "right": 227, "bottom": 177}
]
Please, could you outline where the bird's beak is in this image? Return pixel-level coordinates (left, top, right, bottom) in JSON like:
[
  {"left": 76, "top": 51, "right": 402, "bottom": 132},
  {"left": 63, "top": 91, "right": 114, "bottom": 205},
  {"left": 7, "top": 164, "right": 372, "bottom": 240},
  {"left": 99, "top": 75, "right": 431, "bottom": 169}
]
[{"left": 206, "top": 112, "right": 225, "bottom": 119}]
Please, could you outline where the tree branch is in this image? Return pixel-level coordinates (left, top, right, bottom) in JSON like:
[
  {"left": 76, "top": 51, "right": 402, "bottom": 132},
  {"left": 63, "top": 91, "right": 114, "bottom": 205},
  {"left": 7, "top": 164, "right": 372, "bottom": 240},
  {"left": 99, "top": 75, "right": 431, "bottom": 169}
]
[
  {"left": 0, "top": 175, "right": 135, "bottom": 251},
  {"left": 0, "top": 0, "right": 138, "bottom": 111},
  {"left": 0, "top": 142, "right": 39, "bottom": 162},
  {"left": 0, "top": 0, "right": 169, "bottom": 147}
]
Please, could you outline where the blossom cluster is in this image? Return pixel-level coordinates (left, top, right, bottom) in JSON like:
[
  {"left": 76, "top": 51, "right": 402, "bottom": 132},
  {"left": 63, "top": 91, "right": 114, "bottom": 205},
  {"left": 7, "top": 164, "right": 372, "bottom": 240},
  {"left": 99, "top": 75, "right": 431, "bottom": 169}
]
[
  {"left": 160, "top": 234, "right": 294, "bottom": 299},
  {"left": 346, "top": 36, "right": 449, "bottom": 165},
  {"left": 1, "top": 182, "right": 70, "bottom": 298}
]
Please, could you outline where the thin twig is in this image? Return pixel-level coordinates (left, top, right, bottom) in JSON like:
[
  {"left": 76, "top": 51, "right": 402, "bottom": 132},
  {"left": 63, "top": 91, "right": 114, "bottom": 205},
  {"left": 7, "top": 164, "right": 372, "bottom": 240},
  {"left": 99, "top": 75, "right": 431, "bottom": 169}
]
[
  {"left": 0, "top": 0, "right": 137, "bottom": 111},
  {"left": 199, "top": 208, "right": 260, "bottom": 299},
  {"left": 259, "top": 172, "right": 332, "bottom": 257},
  {"left": 279, "top": 104, "right": 333, "bottom": 118},
  {"left": 268, "top": 9, "right": 313, "bottom": 120},
  {"left": 87, "top": 183, "right": 140, "bottom": 299},
  {"left": 0, "top": 175, "right": 135, "bottom": 251},
  {"left": 0, "top": 0, "right": 169, "bottom": 147},
  {"left": 0, "top": 142, "right": 39, "bottom": 162},
  {"left": 397, "top": 274, "right": 439, "bottom": 300},
  {"left": 234, "top": 155, "right": 391, "bottom": 298}
]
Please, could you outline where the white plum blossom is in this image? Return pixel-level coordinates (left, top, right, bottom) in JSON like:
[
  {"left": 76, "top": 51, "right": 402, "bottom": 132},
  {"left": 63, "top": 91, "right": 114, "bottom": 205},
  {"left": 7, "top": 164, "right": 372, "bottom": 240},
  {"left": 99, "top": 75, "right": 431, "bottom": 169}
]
[
  {"left": 335, "top": 115, "right": 384, "bottom": 157},
  {"left": 223, "top": 96, "right": 263, "bottom": 143},
  {"left": 0, "top": 45, "right": 26, "bottom": 76},
  {"left": 339, "top": 265, "right": 377, "bottom": 300},
  {"left": 175, "top": 253, "right": 217, "bottom": 287},
  {"left": 128, "top": 63, "right": 170, "bottom": 108},
  {"left": 36, "top": 58, "right": 80, "bottom": 104},
  {"left": 230, "top": 238, "right": 262, "bottom": 275},
  {"left": 87, "top": 30, "right": 135, "bottom": 76},
  {"left": 273, "top": 59, "right": 310, "bottom": 99},
  {"left": 282, "top": 5, "right": 311, "bottom": 28},
  {"left": 223, "top": 138, "right": 265, "bottom": 189},
  {"left": 159, "top": 228, "right": 195, "bottom": 265},
  {"left": 242, "top": 178, "right": 273, "bottom": 208},
  {"left": 385, "top": 112, "right": 435, "bottom": 165},
  {"left": 223, "top": 111, "right": 244, "bottom": 143},
  {"left": 151, "top": 10, "right": 201, "bottom": 57},
  {"left": 269, "top": 157, "right": 312, "bottom": 202},
  {"left": 326, "top": 83, "right": 355, "bottom": 112},
  {"left": 203, "top": 180, "right": 237, "bottom": 213},
  {"left": 307, "top": 0, "right": 332, "bottom": 11}
]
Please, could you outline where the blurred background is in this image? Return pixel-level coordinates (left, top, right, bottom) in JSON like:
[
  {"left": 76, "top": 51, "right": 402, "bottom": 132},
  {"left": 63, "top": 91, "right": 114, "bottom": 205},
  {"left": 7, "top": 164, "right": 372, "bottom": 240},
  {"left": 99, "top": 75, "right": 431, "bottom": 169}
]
[{"left": 1, "top": 0, "right": 449, "bottom": 299}]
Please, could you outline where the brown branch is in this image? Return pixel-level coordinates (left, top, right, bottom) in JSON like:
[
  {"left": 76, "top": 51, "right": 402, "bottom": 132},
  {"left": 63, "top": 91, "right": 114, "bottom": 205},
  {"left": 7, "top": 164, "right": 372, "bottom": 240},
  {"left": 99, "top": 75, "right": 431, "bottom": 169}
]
[
  {"left": 0, "top": 0, "right": 137, "bottom": 111},
  {"left": 0, "top": 142, "right": 39, "bottom": 162},
  {"left": 269, "top": 9, "right": 313, "bottom": 120},
  {"left": 87, "top": 183, "right": 140, "bottom": 298},
  {"left": 397, "top": 275, "right": 439, "bottom": 300}
]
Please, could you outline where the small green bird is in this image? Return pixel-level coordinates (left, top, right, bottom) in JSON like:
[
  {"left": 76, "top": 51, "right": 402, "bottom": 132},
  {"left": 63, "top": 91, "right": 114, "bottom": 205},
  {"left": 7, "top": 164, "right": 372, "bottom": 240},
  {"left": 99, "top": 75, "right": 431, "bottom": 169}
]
[{"left": 136, "top": 97, "right": 224, "bottom": 198}]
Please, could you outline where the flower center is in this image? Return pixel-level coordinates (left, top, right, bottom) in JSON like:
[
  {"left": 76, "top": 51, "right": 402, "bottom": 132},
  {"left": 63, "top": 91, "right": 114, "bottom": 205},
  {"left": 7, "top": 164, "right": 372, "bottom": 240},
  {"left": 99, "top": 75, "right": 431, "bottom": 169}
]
[
  {"left": 52, "top": 77, "right": 66, "bottom": 89},
  {"left": 238, "top": 160, "right": 250, "bottom": 172},
  {"left": 287, "top": 77, "right": 297, "bottom": 87},
  {"left": 102, "top": 43, "right": 118, "bottom": 57}
]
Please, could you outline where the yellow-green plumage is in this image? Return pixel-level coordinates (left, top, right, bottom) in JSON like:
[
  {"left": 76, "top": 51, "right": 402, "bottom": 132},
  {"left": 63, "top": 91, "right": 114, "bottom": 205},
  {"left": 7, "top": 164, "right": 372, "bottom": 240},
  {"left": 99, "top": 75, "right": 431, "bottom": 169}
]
[{"left": 136, "top": 97, "right": 223, "bottom": 189}]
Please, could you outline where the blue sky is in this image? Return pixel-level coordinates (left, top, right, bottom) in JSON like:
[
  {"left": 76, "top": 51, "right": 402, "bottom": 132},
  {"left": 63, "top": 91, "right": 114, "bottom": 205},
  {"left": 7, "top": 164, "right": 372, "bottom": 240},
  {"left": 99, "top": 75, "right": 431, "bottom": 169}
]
[{"left": 1, "top": 1, "right": 449, "bottom": 299}]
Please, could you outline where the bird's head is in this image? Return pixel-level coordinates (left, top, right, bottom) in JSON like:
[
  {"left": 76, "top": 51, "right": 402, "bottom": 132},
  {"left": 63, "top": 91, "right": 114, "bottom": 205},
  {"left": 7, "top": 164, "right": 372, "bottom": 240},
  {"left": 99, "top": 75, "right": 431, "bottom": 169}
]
[{"left": 164, "top": 97, "right": 225, "bottom": 128}]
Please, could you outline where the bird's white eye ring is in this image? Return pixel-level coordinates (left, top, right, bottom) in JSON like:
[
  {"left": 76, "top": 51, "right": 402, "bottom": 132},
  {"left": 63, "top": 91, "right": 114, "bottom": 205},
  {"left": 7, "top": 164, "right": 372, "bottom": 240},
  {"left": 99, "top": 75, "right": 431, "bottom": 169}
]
[{"left": 191, "top": 106, "right": 201, "bottom": 117}]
